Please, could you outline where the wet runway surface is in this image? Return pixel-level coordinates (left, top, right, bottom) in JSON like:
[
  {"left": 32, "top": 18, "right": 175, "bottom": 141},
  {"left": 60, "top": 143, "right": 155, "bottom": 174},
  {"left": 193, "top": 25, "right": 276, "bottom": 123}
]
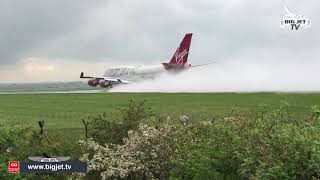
[{"left": 0, "top": 90, "right": 107, "bottom": 94}]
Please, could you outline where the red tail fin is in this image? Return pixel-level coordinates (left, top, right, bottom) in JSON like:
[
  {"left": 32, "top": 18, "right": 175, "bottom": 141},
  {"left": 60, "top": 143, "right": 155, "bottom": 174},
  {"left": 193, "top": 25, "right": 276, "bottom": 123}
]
[{"left": 169, "top": 33, "right": 192, "bottom": 65}]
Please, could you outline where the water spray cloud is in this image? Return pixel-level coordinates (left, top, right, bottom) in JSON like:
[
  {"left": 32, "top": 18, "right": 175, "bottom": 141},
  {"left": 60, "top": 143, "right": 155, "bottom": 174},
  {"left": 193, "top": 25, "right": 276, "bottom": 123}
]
[{"left": 111, "top": 59, "right": 320, "bottom": 92}]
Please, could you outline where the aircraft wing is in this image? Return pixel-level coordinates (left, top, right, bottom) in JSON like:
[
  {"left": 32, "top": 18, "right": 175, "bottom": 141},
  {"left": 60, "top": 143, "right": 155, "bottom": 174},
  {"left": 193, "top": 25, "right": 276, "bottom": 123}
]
[
  {"left": 119, "top": 79, "right": 133, "bottom": 84},
  {"left": 80, "top": 72, "right": 100, "bottom": 79},
  {"left": 103, "top": 77, "right": 132, "bottom": 84},
  {"left": 191, "top": 62, "right": 215, "bottom": 68},
  {"left": 56, "top": 156, "right": 71, "bottom": 162},
  {"left": 28, "top": 156, "right": 71, "bottom": 162},
  {"left": 80, "top": 72, "right": 132, "bottom": 84},
  {"left": 28, "top": 156, "right": 43, "bottom": 162}
]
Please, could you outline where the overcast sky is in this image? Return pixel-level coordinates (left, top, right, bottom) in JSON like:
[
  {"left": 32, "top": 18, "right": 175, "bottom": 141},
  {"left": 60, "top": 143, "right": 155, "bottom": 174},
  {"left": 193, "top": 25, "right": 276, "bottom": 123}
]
[{"left": 0, "top": 0, "right": 319, "bottom": 83}]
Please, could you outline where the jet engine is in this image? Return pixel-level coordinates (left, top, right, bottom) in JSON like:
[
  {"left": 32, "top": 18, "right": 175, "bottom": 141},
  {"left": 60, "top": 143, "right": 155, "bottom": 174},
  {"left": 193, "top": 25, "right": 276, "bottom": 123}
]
[
  {"left": 99, "top": 79, "right": 111, "bottom": 88},
  {"left": 88, "top": 79, "right": 99, "bottom": 87}
]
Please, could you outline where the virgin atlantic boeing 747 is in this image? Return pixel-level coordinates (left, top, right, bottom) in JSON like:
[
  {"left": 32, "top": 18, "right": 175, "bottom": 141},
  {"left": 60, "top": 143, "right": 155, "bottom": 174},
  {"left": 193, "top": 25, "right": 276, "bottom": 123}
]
[{"left": 80, "top": 33, "right": 212, "bottom": 88}]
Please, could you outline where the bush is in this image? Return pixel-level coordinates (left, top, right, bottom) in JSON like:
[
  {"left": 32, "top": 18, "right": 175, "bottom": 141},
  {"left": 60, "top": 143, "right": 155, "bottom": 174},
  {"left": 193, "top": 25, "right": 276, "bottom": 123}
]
[
  {"left": 80, "top": 123, "right": 181, "bottom": 179},
  {"left": 79, "top": 102, "right": 320, "bottom": 179},
  {"left": 0, "top": 122, "right": 34, "bottom": 179},
  {"left": 2, "top": 101, "right": 320, "bottom": 180},
  {"left": 0, "top": 121, "right": 75, "bottom": 179},
  {"left": 172, "top": 103, "right": 320, "bottom": 180},
  {"left": 85, "top": 100, "right": 153, "bottom": 145}
]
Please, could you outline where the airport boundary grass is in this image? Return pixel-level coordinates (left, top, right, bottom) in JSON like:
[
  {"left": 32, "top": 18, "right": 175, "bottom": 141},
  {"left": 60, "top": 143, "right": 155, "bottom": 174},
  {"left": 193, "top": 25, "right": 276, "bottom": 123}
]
[
  {"left": 0, "top": 93, "right": 317, "bottom": 122},
  {"left": 0, "top": 93, "right": 319, "bottom": 139},
  {"left": 1, "top": 95, "right": 320, "bottom": 179}
]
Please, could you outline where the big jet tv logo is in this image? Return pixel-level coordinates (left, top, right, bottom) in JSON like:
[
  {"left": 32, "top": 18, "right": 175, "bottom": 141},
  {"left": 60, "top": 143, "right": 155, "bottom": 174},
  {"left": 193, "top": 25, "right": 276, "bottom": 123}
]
[{"left": 280, "top": 4, "right": 311, "bottom": 31}]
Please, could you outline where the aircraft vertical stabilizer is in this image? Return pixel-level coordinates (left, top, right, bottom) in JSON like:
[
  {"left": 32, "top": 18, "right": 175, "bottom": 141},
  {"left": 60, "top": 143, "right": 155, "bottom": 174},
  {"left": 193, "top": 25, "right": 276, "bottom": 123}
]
[{"left": 169, "top": 33, "right": 192, "bottom": 65}]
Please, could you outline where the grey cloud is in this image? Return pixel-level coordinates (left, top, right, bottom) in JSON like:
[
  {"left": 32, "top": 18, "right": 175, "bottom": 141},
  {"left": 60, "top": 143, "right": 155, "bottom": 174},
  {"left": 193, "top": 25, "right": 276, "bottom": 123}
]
[
  {"left": 0, "top": 0, "right": 319, "bottom": 66},
  {"left": 0, "top": 0, "right": 103, "bottom": 64},
  {"left": 73, "top": 0, "right": 319, "bottom": 63}
]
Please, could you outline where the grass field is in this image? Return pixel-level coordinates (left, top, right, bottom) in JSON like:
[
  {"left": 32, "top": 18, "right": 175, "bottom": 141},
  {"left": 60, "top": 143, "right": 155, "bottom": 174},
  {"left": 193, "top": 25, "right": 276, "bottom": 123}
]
[
  {"left": 0, "top": 93, "right": 319, "bottom": 130},
  {"left": 0, "top": 93, "right": 319, "bottom": 178}
]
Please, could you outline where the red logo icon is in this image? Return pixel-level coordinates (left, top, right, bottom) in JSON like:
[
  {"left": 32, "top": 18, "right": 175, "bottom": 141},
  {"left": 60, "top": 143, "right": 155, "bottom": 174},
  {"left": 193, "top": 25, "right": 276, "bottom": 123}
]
[{"left": 8, "top": 161, "right": 19, "bottom": 174}]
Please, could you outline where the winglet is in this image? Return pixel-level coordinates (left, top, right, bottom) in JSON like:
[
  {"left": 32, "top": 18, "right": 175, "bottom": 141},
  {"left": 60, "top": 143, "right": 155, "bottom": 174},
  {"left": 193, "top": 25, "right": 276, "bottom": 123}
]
[{"left": 80, "top": 72, "right": 93, "bottom": 79}]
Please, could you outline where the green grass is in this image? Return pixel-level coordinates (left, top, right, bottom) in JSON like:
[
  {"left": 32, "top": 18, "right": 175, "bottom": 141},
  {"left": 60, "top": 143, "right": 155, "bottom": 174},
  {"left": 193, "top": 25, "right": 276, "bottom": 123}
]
[
  {"left": 0, "top": 93, "right": 319, "bottom": 128},
  {"left": 0, "top": 92, "right": 318, "bottom": 146},
  {"left": 1, "top": 93, "right": 319, "bottom": 179}
]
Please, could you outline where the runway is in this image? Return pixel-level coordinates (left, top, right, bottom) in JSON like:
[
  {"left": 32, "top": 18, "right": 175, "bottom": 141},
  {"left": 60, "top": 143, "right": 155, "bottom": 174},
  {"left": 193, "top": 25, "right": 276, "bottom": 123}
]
[{"left": 0, "top": 90, "right": 106, "bottom": 94}]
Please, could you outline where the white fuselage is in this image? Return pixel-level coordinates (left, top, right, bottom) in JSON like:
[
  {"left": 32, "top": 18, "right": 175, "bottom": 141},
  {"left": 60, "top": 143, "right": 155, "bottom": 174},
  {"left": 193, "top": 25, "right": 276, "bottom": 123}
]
[
  {"left": 81, "top": 33, "right": 195, "bottom": 88},
  {"left": 103, "top": 65, "right": 165, "bottom": 81}
]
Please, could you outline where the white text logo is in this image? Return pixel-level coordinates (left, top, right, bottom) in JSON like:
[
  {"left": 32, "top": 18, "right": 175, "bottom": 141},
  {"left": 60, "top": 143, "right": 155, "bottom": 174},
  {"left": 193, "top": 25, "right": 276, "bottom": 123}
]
[
  {"left": 280, "top": 5, "right": 311, "bottom": 31},
  {"left": 174, "top": 48, "right": 188, "bottom": 65}
]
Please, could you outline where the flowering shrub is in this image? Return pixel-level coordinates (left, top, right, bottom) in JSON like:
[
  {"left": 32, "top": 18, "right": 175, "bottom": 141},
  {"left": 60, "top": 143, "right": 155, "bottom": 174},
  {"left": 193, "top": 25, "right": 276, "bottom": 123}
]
[
  {"left": 2, "top": 101, "right": 320, "bottom": 180},
  {"left": 80, "top": 122, "right": 185, "bottom": 179},
  {"left": 80, "top": 103, "right": 320, "bottom": 180}
]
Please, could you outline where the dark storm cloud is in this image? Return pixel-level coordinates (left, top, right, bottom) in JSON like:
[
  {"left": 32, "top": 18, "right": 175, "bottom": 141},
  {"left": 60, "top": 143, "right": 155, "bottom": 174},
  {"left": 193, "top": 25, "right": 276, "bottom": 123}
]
[
  {"left": 53, "top": 0, "right": 318, "bottom": 63},
  {"left": 0, "top": 0, "right": 319, "bottom": 65}
]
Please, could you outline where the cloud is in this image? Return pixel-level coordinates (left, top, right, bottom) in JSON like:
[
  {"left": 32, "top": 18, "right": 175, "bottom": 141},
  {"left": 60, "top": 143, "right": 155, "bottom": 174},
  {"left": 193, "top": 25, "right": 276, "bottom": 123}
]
[
  {"left": 0, "top": 58, "right": 108, "bottom": 83},
  {"left": 0, "top": 0, "right": 319, "bottom": 84},
  {"left": 22, "top": 58, "right": 55, "bottom": 73},
  {"left": 0, "top": 0, "right": 103, "bottom": 65}
]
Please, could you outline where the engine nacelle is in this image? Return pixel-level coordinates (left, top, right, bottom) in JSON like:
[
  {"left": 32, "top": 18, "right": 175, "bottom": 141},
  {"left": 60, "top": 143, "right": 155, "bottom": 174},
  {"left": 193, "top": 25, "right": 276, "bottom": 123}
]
[
  {"left": 99, "top": 79, "right": 111, "bottom": 88},
  {"left": 88, "top": 79, "right": 98, "bottom": 87}
]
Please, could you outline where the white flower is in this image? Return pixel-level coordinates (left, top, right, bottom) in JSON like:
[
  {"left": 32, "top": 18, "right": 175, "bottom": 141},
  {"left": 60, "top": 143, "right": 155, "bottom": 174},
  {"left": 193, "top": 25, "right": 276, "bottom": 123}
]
[{"left": 80, "top": 122, "right": 184, "bottom": 179}]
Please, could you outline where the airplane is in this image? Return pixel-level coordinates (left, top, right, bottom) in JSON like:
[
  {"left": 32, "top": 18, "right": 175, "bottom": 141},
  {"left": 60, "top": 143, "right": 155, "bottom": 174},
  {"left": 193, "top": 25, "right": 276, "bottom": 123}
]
[{"left": 80, "top": 33, "right": 212, "bottom": 88}]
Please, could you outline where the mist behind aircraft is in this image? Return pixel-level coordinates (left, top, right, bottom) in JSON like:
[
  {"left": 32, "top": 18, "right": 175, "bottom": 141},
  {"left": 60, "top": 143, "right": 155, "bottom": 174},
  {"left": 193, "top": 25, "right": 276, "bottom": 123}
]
[{"left": 111, "top": 58, "right": 320, "bottom": 92}]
